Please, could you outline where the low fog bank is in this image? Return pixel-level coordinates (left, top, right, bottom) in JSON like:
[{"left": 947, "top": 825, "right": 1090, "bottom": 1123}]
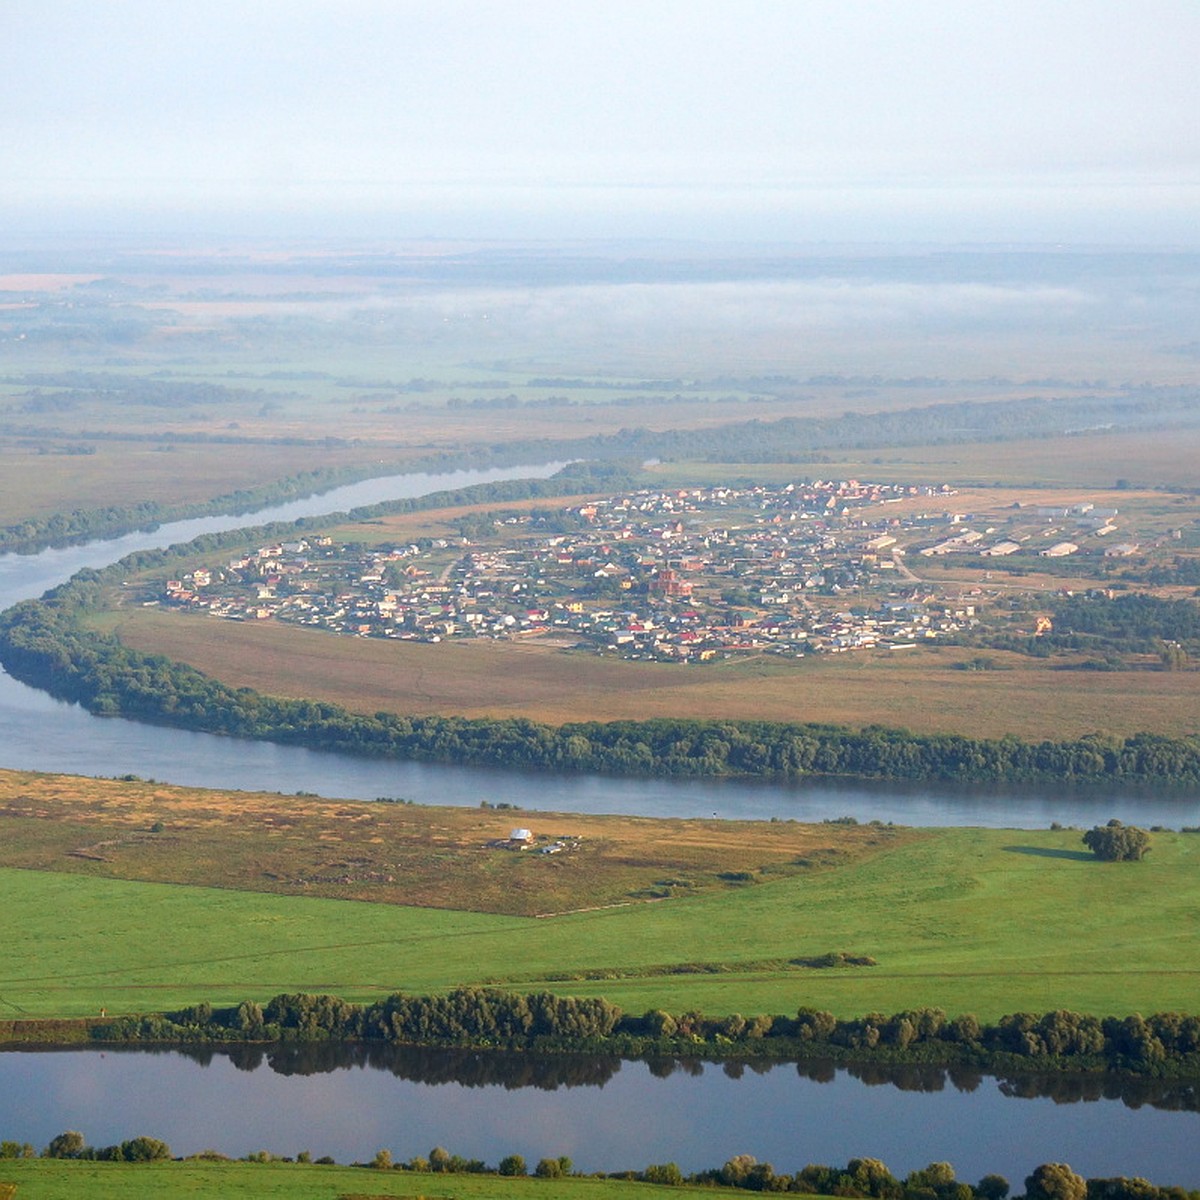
[{"left": 3, "top": 239, "right": 1198, "bottom": 386}]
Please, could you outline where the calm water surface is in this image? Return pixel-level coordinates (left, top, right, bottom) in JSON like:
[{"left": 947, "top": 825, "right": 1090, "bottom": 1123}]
[{"left": 1, "top": 1046, "right": 1197, "bottom": 1186}]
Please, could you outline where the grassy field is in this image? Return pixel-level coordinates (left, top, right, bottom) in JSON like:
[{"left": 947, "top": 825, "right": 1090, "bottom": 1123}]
[
  {"left": 646, "top": 426, "right": 1200, "bottom": 490},
  {"left": 0, "top": 440, "right": 418, "bottom": 526},
  {"left": 0, "top": 1159, "right": 723, "bottom": 1200},
  {"left": 110, "top": 608, "right": 1200, "bottom": 739},
  {"left": 4, "top": 419, "right": 1198, "bottom": 531},
  {"left": 1, "top": 773, "right": 1197, "bottom": 1023}
]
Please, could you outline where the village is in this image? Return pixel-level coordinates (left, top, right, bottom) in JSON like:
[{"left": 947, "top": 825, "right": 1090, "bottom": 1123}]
[{"left": 152, "top": 480, "right": 1145, "bottom": 664}]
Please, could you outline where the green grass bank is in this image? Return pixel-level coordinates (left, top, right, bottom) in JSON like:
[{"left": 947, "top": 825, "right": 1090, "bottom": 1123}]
[
  {"left": 0, "top": 1158, "right": 723, "bottom": 1200},
  {"left": 2, "top": 826, "right": 1197, "bottom": 1022}
]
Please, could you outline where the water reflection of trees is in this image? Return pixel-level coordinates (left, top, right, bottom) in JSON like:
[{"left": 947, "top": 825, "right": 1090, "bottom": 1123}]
[
  {"left": 997, "top": 1072, "right": 1200, "bottom": 1112},
  {"left": 178, "top": 1042, "right": 624, "bottom": 1090},
  {"left": 840, "top": 1062, "right": 1200, "bottom": 1112},
  {"left": 170, "top": 1045, "right": 1200, "bottom": 1113},
  {"left": 841, "top": 1061, "right": 1199, "bottom": 1111}
]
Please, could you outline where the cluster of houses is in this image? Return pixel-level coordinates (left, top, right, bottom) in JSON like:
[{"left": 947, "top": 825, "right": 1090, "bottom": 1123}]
[{"left": 152, "top": 480, "right": 1138, "bottom": 665}]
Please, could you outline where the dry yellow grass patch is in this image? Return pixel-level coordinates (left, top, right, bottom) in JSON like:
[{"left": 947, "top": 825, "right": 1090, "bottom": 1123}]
[
  {"left": 112, "top": 608, "right": 1200, "bottom": 739},
  {"left": 0, "top": 769, "right": 907, "bottom": 917}
]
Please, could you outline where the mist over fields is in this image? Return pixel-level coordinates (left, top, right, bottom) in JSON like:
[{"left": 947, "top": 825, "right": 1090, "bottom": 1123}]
[{"left": 3, "top": 242, "right": 1199, "bottom": 389}]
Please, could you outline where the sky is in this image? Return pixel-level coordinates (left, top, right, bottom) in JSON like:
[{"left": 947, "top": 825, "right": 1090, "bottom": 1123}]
[{"left": 3, "top": 0, "right": 1198, "bottom": 243}]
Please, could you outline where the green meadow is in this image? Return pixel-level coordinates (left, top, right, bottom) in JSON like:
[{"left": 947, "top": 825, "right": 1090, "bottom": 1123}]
[
  {"left": 0, "top": 1159, "right": 720, "bottom": 1200},
  {"left": 3, "top": 826, "right": 1198, "bottom": 1024}
]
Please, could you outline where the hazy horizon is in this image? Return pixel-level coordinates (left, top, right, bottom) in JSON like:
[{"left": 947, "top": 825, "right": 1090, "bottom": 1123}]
[{"left": 4, "top": 1, "right": 1198, "bottom": 246}]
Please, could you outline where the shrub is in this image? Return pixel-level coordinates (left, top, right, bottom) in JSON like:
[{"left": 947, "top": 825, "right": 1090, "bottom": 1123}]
[
  {"left": 1027, "top": 1163, "right": 1087, "bottom": 1200},
  {"left": 1083, "top": 820, "right": 1151, "bottom": 861}
]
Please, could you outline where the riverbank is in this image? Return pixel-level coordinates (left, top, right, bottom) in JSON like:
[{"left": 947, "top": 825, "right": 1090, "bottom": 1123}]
[
  {"left": 7, "top": 1040, "right": 1200, "bottom": 1189},
  {"left": 4, "top": 787, "right": 1195, "bottom": 1022},
  {"left": 2, "top": 777, "right": 1199, "bottom": 1020},
  {"left": 6, "top": 1149, "right": 1197, "bottom": 1200},
  {"left": 1, "top": 1158, "right": 726, "bottom": 1200},
  {"left": 6, "top": 989, "right": 1200, "bottom": 1082}
]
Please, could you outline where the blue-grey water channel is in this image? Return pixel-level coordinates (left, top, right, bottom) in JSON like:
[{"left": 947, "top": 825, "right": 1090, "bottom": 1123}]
[
  {"left": 1, "top": 1046, "right": 1197, "bottom": 1185},
  {"left": 1, "top": 462, "right": 1198, "bottom": 1183}
]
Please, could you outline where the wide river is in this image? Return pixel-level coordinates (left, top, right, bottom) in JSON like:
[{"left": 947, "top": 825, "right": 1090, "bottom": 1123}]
[
  {"left": 1, "top": 463, "right": 1198, "bottom": 1184},
  {"left": 0, "top": 462, "right": 1197, "bottom": 827},
  {"left": 2, "top": 1045, "right": 1199, "bottom": 1185}
]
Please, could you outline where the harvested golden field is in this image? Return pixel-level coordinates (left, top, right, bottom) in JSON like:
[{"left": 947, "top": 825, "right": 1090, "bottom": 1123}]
[
  {"left": 0, "top": 769, "right": 906, "bottom": 918},
  {"left": 110, "top": 609, "right": 1200, "bottom": 739}
]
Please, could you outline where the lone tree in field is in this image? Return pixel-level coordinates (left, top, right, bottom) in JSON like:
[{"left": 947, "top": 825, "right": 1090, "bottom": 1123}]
[{"left": 1082, "top": 819, "right": 1151, "bottom": 862}]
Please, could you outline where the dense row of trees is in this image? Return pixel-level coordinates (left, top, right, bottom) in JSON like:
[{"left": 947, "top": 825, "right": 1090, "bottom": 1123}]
[
  {"left": 106, "top": 988, "right": 622, "bottom": 1047},
  {"left": 437, "top": 385, "right": 1200, "bottom": 472},
  {"left": 85, "top": 989, "right": 1200, "bottom": 1076},
  {"left": 682, "top": 1155, "right": 1200, "bottom": 1200},
  {"left": 472, "top": 386, "right": 1200, "bottom": 475},
  {"left": 17, "top": 371, "right": 276, "bottom": 410}
]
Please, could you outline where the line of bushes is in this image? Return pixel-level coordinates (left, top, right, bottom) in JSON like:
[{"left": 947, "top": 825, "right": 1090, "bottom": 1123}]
[
  {"left": 6, "top": 1134, "right": 1198, "bottom": 1200},
  {"left": 14, "top": 1131, "right": 171, "bottom": 1162}
]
